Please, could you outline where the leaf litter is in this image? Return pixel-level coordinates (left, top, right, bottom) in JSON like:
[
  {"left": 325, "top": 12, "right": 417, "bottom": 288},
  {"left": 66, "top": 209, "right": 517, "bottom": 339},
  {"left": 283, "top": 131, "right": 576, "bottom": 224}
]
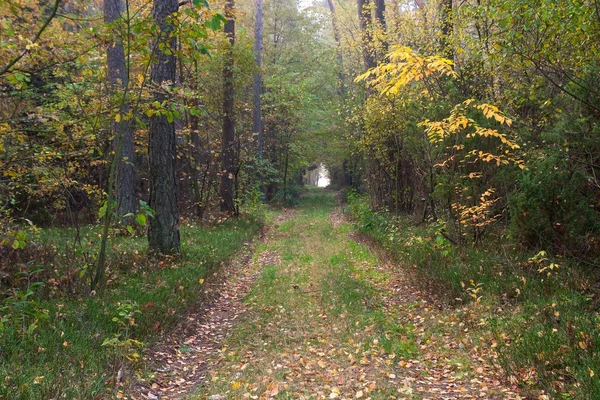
[
  {"left": 128, "top": 194, "right": 540, "bottom": 399},
  {"left": 125, "top": 220, "right": 285, "bottom": 400}
]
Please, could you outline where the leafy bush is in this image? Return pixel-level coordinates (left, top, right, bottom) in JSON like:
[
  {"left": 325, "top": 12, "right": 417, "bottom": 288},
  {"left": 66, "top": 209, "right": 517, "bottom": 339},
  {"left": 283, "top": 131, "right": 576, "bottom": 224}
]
[
  {"left": 273, "top": 183, "right": 301, "bottom": 207},
  {"left": 346, "top": 190, "right": 600, "bottom": 398},
  {"left": 509, "top": 153, "right": 600, "bottom": 256}
]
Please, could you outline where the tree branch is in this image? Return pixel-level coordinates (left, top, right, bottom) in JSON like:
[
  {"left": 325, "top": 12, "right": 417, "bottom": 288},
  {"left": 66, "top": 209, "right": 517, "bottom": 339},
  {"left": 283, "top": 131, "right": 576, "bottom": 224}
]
[{"left": 0, "top": 0, "right": 62, "bottom": 77}]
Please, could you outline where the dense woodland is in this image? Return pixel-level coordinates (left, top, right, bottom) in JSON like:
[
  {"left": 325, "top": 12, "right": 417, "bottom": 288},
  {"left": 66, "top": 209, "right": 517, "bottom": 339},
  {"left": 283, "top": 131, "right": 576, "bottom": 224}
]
[{"left": 1, "top": 0, "right": 600, "bottom": 398}]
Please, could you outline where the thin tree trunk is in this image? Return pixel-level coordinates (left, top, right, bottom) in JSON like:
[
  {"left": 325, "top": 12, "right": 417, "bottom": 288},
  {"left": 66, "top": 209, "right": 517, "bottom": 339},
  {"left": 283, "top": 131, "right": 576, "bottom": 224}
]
[
  {"left": 283, "top": 146, "right": 289, "bottom": 202},
  {"left": 189, "top": 59, "right": 204, "bottom": 217},
  {"left": 105, "top": 0, "right": 136, "bottom": 218},
  {"left": 148, "top": 0, "right": 180, "bottom": 254},
  {"left": 326, "top": 0, "right": 347, "bottom": 97},
  {"left": 253, "top": 0, "right": 264, "bottom": 157},
  {"left": 221, "top": 0, "right": 236, "bottom": 214}
]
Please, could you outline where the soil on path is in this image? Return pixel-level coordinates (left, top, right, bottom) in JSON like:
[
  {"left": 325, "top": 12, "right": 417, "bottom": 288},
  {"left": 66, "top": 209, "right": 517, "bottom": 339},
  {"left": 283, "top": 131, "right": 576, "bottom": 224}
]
[{"left": 130, "top": 190, "right": 525, "bottom": 399}]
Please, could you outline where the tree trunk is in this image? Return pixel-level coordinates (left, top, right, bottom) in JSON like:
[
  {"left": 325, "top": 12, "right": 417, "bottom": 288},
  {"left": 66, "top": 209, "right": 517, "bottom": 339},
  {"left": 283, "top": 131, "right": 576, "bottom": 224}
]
[
  {"left": 221, "top": 0, "right": 236, "bottom": 214},
  {"left": 189, "top": 59, "right": 205, "bottom": 217},
  {"left": 374, "top": 0, "right": 388, "bottom": 55},
  {"left": 148, "top": 0, "right": 180, "bottom": 254},
  {"left": 357, "top": 0, "right": 376, "bottom": 71},
  {"left": 105, "top": 0, "right": 136, "bottom": 218},
  {"left": 253, "top": 0, "right": 264, "bottom": 157},
  {"left": 440, "top": 0, "right": 453, "bottom": 59},
  {"left": 326, "top": 0, "right": 347, "bottom": 97},
  {"left": 389, "top": 0, "right": 399, "bottom": 32}
]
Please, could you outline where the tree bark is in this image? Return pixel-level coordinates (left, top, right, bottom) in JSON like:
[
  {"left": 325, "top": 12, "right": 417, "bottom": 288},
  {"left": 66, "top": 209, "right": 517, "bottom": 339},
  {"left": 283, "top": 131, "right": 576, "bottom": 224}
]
[
  {"left": 357, "top": 0, "right": 376, "bottom": 71},
  {"left": 326, "top": 0, "right": 347, "bottom": 97},
  {"left": 253, "top": 0, "right": 264, "bottom": 157},
  {"left": 440, "top": 0, "right": 453, "bottom": 59},
  {"left": 221, "top": 0, "right": 236, "bottom": 214},
  {"left": 374, "top": 0, "right": 388, "bottom": 55},
  {"left": 148, "top": 0, "right": 180, "bottom": 254},
  {"left": 105, "top": 0, "right": 136, "bottom": 218}
]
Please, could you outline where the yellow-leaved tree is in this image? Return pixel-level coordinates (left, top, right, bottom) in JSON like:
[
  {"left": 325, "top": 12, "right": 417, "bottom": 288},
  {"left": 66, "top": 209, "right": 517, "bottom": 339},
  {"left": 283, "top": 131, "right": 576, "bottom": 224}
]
[{"left": 356, "top": 46, "right": 524, "bottom": 243}]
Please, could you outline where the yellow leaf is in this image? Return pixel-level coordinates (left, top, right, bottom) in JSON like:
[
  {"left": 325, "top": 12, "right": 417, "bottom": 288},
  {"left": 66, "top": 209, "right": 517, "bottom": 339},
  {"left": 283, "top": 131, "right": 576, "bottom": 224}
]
[
  {"left": 115, "top": 114, "right": 121, "bottom": 123},
  {"left": 33, "top": 376, "right": 45, "bottom": 384}
]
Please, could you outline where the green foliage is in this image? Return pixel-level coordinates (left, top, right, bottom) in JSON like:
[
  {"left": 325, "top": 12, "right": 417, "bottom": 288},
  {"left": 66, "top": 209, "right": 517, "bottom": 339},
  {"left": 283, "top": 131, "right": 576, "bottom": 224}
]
[
  {"left": 273, "top": 183, "right": 301, "bottom": 207},
  {"left": 347, "top": 190, "right": 600, "bottom": 398},
  {"left": 0, "top": 263, "right": 49, "bottom": 341},
  {"left": 509, "top": 153, "right": 600, "bottom": 255},
  {"left": 102, "top": 301, "right": 143, "bottom": 363},
  {"left": 0, "top": 217, "right": 262, "bottom": 398}
]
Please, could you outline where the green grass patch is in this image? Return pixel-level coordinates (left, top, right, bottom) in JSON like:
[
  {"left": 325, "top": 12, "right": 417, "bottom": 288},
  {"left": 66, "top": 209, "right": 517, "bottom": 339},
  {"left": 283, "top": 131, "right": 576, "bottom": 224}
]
[
  {"left": 195, "top": 188, "right": 418, "bottom": 398},
  {"left": 0, "top": 216, "right": 263, "bottom": 399}
]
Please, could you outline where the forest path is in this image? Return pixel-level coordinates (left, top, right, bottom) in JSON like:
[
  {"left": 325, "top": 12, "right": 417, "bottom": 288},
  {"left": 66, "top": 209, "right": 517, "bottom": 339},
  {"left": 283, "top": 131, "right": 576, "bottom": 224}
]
[{"left": 136, "top": 188, "right": 523, "bottom": 400}]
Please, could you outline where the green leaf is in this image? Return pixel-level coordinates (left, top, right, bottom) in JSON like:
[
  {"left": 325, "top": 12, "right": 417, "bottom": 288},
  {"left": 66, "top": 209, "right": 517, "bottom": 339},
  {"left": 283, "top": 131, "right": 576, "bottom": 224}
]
[
  {"left": 98, "top": 201, "right": 108, "bottom": 218},
  {"left": 206, "top": 14, "right": 225, "bottom": 31},
  {"left": 12, "top": 239, "right": 26, "bottom": 249},
  {"left": 136, "top": 213, "right": 147, "bottom": 227}
]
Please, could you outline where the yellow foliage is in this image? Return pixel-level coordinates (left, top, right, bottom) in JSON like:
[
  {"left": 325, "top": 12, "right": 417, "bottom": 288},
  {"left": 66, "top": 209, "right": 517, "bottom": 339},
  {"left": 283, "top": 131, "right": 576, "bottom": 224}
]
[
  {"left": 355, "top": 46, "right": 456, "bottom": 96},
  {"left": 452, "top": 188, "right": 501, "bottom": 233},
  {"left": 420, "top": 99, "right": 521, "bottom": 169}
]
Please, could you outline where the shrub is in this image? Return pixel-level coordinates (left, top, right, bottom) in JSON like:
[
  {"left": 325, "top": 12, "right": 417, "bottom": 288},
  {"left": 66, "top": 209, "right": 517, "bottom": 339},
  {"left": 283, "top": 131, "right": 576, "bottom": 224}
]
[{"left": 509, "top": 153, "right": 600, "bottom": 257}]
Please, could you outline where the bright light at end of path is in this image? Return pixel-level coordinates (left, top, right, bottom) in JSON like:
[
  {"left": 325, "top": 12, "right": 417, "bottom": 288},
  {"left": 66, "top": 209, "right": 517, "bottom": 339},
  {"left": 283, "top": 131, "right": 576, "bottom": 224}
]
[
  {"left": 318, "top": 178, "right": 330, "bottom": 187},
  {"left": 318, "top": 165, "right": 330, "bottom": 187}
]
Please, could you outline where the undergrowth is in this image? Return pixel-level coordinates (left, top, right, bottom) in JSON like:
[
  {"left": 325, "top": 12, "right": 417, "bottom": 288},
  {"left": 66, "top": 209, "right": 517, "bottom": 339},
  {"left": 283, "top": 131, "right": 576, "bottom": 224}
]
[
  {"left": 346, "top": 191, "right": 600, "bottom": 399},
  {"left": 0, "top": 216, "right": 263, "bottom": 399}
]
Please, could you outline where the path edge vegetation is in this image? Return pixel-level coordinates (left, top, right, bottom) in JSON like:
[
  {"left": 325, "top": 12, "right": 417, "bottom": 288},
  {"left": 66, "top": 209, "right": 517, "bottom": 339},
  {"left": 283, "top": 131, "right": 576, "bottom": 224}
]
[
  {"left": 0, "top": 214, "right": 264, "bottom": 399},
  {"left": 345, "top": 190, "right": 600, "bottom": 399},
  {"left": 1, "top": 0, "right": 600, "bottom": 398}
]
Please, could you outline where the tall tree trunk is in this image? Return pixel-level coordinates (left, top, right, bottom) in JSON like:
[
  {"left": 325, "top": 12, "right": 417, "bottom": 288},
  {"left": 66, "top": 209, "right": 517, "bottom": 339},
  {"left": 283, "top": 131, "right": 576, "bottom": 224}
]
[
  {"left": 221, "top": 0, "right": 236, "bottom": 214},
  {"left": 440, "top": 0, "right": 453, "bottom": 59},
  {"left": 357, "top": 0, "right": 376, "bottom": 71},
  {"left": 326, "top": 0, "right": 347, "bottom": 97},
  {"left": 105, "top": 0, "right": 136, "bottom": 218},
  {"left": 389, "top": 0, "right": 399, "bottom": 33},
  {"left": 189, "top": 59, "right": 203, "bottom": 217},
  {"left": 148, "top": 0, "right": 180, "bottom": 254},
  {"left": 253, "top": 0, "right": 264, "bottom": 157},
  {"left": 374, "top": 0, "right": 388, "bottom": 55}
]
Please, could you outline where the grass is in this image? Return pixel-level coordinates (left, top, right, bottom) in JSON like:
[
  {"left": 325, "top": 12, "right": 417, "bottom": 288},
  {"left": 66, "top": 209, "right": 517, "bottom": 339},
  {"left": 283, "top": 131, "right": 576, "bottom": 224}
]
[
  {"left": 346, "top": 192, "right": 600, "bottom": 399},
  {"left": 194, "top": 189, "right": 419, "bottom": 399},
  {"left": 0, "top": 216, "right": 263, "bottom": 399}
]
